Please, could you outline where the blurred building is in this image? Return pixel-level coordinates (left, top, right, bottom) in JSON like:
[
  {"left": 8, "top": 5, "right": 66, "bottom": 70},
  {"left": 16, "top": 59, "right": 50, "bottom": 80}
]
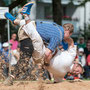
[
  {"left": 35, "top": 0, "right": 90, "bottom": 37},
  {"left": 1, "top": 0, "right": 90, "bottom": 37}
]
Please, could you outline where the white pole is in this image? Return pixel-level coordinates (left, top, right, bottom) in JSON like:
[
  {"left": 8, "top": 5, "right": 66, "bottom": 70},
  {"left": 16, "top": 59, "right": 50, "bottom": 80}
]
[{"left": 7, "top": 20, "right": 11, "bottom": 75}]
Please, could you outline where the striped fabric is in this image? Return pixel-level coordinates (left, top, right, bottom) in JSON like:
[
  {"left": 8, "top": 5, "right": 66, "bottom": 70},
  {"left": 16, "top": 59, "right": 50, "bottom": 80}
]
[{"left": 36, "top": 21, "right": 64, "bottom": 51}]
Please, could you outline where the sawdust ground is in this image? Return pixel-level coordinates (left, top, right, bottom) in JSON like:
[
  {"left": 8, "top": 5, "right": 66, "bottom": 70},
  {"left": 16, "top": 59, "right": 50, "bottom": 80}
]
[{"left": 0, "top": 80, "right": 90, "bottom": 90}]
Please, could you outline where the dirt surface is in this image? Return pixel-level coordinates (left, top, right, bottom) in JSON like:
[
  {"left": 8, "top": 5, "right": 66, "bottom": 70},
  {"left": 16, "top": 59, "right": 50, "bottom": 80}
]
[{"left": 0, "top": 80, "right": 90, "bottom": 90}]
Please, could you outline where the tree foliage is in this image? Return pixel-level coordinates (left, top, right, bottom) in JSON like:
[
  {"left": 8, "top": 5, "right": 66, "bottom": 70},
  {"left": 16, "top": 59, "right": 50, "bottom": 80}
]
[
  {"left": 8, "top": 0, "right": 27, "bottom": 12},
  {"left": 80, "top": 0, "right": 90, "bottom": 6},
  {"left": 0, "top": 0, "right": 27, "bottom": 42}
]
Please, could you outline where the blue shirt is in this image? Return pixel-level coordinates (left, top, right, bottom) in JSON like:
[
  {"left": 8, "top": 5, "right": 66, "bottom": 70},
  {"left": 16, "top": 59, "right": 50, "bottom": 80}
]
[
  {"left": 0, "top": 48, "right": 9, "bottom": 63},
  {"left": 61, "top": 40, "right": 68, "bottom": 50},
  {"left": 36, "top": 21, "right": 64, "bottom": 51}
]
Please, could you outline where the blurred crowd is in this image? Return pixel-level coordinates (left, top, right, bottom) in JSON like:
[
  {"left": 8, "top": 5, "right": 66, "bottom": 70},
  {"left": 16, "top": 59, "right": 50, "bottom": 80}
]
[
  {"left": 0, "top": 33, "right": 50, "bottom": 81},
  {"left": 0, "top": 33, "right": 90, "bottom": 82},
  {"left": 76, "top": 37, "right": 90, "bottom": 79},
  {"left": 65, "top": 37, "right": 90, "bottom": 80}
]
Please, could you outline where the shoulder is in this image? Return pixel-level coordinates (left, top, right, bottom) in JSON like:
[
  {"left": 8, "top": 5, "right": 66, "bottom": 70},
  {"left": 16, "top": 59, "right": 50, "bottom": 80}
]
[
  {"left": 10, "top": 40, "right": 12, "bottom": 43},
  {"left": 15, "top": 40, "right": 18, "bottom": 43}
]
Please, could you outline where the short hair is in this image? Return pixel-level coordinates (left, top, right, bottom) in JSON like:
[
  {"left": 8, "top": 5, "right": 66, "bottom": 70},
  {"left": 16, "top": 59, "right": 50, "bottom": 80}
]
[
  {"left": 63, "top": 23, "right": 74, "bottom": 33},
  {"left": 12, "top": 33, "right": 16, "bottom": 36}
]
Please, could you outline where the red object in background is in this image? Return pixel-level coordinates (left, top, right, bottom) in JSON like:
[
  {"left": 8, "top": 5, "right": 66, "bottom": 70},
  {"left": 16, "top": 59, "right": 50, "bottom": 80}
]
[
  {"left": 75, "top": 55, "right": 78, "bottom": 59},
  {"left": 74, "top": 76, "right": 79, "bottom": 79},
  {"left": 63, "top": 16, "right": 70, "bottom": 18},
  {"left": 86, "top": 54, "right": 90, "bottom": 65},
  {"left": 63, "top": 78, "right": 66, "bottom": 80}
]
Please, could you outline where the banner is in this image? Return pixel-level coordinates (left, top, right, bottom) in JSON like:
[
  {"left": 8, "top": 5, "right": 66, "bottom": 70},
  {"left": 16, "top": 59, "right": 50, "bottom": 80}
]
[{"left": 0, "top": 7, "right": 9, "bottom": 19}]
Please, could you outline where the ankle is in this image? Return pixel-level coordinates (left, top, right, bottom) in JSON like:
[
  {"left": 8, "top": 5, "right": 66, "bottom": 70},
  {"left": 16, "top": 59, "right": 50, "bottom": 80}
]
[
  {"left": 23, "top": 14, "right": 30, "bottom": 24},
  {"left": 26, "top": 19, "right": 30, "bottom": 24},
  {"left": 14, "top": 19, "right": 21, "bottom": 25}
]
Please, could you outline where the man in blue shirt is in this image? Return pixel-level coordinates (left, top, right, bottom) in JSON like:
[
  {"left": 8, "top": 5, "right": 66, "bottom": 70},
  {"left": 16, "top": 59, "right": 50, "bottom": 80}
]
[
  {"left": 4, "top": 2, "right": 74, "bottom": 64},
  {"left": 0, "top": 42, "right": 10, "bottom": 63},
  {"left": 0, "top": 42, "right": 10, "bottom": 77}
]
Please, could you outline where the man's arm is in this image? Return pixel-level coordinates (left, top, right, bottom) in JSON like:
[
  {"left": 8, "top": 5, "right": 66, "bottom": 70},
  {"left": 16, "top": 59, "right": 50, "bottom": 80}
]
[
  {"left": 65, "top": 38, "right": 74, "bottom": 49},
  {"left": 45, "top": 48, "right": 52, "bottom": 63},
  {"left": 45, "top": 37, "right": 60, "bottom": 63}
]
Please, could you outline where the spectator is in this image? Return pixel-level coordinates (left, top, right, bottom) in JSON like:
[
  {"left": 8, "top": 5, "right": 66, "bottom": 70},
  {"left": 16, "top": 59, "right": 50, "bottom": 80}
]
[
  {"left": 66, "top": 46, "right": 84, "bottom": 80},
  {"left": 84, "top": 55, "right": 90, "bottom": 79},
  {"left": 0, "top": 42, "right": 10, "bottom": 77},
  {"left": 10, "top": 45, "right": 20, "bottom": 66},
  {"left": 10, "top": 33, "right": 18, "bottom": 50},
  {"left": 0, "top": 42, "right": 10, "bottom": 63},
  {"left": 84, "top": 40, "right": 90, "bottom": 79},
  {"left": 84, "top": 40, "right": 90, "bottom": 58},
  {"left": 78, "top": 37, "right": 86, "bottom": 49},
  {"left": 65, "top": 63, "right": 84, "bottom": 80},
  {"left": 86, "top": 55, "right": 90, "bottom": 66},
  {"left": 0, "top": 42, "right": 20, "bottom": 78},
  {"left": 78, "top": 48, "right": 86, "bottom": 67}
]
